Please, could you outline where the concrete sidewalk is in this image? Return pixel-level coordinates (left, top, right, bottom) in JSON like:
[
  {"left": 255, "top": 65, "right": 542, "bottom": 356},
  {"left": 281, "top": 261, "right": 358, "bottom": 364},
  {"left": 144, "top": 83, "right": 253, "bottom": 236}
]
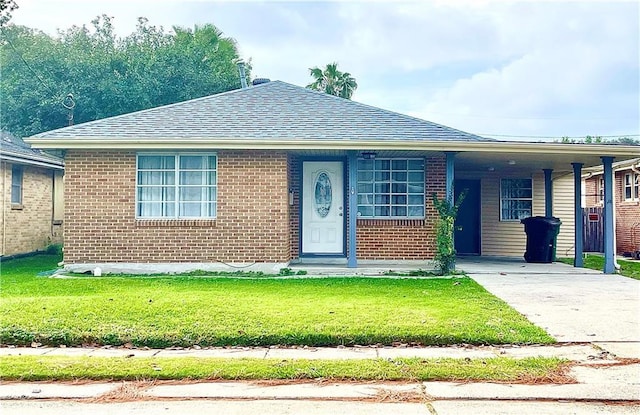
[
  {"left": 1, "top": 342, "right": 631, "bottom": 361},
  {"left": 1, "top": 342, "right": 639, "bottom": 414},
  {"left": 2, "top": 361, "right": 639, "bottom": 414}
]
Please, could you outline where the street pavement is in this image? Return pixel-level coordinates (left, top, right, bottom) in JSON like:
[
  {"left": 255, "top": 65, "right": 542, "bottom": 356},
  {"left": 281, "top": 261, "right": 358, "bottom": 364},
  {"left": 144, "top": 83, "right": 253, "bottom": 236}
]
[{"left": 2, "top": 259, "right": 640, "bottom": 414}]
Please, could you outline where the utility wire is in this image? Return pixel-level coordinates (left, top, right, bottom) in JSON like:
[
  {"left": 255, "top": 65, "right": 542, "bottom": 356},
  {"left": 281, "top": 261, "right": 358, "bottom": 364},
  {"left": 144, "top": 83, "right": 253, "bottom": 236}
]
[
  {"left": 480, "top": 133, "right": 640, "bottom": 139},
  {"left": 0, "top": 26, "right": 60, "bottom": 98}
]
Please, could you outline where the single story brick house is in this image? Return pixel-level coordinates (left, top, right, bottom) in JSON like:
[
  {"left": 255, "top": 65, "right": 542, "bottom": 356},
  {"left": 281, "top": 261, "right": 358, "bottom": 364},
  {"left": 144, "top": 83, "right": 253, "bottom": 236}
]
[
  {"left": 27, "top": 80, "right": 639, "bottom": 273},
  {"left": 583, "top": 158, "right": 640, "bottom": 256},
  {"left": 1, "top": 134, "right": 64, "bottom": 257}
]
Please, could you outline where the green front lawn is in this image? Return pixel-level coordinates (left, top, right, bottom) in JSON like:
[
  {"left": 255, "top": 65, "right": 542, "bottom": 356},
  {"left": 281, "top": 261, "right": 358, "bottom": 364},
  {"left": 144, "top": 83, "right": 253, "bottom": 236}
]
[
  {"left": 0, "top": 355, "right": 566, "bottom": 383},
  {"left": 0, "top": 254, "right": 554, "bottom": 347},
  {"left": 558, "top": 255, "right": 640, "bottom": 280}
]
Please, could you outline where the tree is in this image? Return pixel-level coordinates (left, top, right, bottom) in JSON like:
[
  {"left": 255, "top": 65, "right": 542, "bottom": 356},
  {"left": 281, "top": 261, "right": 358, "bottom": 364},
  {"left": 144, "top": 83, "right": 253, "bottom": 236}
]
[
  {"left": 558, "top": 136, "right": 638, "bottom": 145},
  {"left": 306, "top": 62, "right": 357, "bottom": 99},
  {"left": 0, "top": 0, "right": 17, "bottom": 27},
  {"left": 0, "top": 16, "right": 249, "bottom": 138}
]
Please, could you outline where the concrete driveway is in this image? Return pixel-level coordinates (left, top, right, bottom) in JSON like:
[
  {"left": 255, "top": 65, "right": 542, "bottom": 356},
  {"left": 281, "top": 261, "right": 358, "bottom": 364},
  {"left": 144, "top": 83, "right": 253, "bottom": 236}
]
[{"left": 458, "top": 257, "right": 640, "bottom": 343}]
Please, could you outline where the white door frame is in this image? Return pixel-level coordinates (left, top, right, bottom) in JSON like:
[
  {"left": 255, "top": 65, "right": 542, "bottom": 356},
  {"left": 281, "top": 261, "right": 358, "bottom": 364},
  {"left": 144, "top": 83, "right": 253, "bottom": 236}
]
[{"left": 300, "top": 159, "right": 346, "bottom": 256}]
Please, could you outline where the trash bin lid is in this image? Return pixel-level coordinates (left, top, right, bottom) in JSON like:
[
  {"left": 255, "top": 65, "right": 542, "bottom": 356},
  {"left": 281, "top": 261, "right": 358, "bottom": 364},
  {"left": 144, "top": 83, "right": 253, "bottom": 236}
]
[{"left": 521, "top": 216, "right": 561, "bottom": 225}]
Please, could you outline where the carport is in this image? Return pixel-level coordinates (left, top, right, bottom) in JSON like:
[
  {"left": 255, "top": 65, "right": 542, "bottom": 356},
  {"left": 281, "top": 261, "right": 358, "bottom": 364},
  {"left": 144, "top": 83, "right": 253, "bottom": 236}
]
[{"left": 446, "top": 141, "right": 639, "bottom": 273}]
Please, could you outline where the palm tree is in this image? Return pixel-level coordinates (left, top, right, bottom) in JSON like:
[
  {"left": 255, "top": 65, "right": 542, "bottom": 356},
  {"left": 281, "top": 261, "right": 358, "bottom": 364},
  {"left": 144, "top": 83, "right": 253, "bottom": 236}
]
[{"left": 306, "top": 62, "right": 358, "bottom": 99}]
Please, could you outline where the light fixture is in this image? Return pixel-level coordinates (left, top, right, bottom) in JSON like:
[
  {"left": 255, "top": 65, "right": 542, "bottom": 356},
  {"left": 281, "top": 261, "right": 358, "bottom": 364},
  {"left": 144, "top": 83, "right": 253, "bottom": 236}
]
[
  {"left": 508, "top": 160, "right": 516, "bottom": 165},
  {"left": 361, "top": 151, "right": 377, "bottom": 160}
]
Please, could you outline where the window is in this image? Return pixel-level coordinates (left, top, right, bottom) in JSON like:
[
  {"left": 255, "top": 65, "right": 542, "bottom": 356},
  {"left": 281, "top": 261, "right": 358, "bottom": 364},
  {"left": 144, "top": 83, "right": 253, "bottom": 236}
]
[
  {"left": 357, "top": 158, "right": 425, "bottom": 218},
  {"left": 136, "top": 154, "right": 217, "bottom": 218},
  {"left": 624, "top": 173, "right": 639, "bottom": 201},
  {"left": 500, "top": 178, "right": 532, "bottom": 221},
  {"left": 598, "top": 177, "right": 604, "bottom": 203},
  {"left": 11, "top": 165, "right": 23, "bottom": 205}
]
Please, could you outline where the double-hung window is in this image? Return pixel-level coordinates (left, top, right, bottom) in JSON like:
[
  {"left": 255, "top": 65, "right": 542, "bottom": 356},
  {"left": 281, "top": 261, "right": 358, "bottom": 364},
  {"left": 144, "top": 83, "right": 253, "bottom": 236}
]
[
  {"left": 357, "top": 158, "right": 425, "bottom": 218},
  {"left": 624, "top": 173, "right": 639, "bottom": 201},
  {"left": 137, "top": 154, "right": 217, "bottom": 219},
  {"left": 500, "top": 178, "right": 532, "bottom": 221},
  {"left": 11, "top": 165, "right": 23, "bottom": 205}
]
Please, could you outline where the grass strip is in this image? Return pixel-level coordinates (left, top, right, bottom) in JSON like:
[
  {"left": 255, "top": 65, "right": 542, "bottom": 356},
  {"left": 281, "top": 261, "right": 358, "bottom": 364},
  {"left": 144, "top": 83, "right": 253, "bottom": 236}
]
[
  {"left": 0, "top": 255, "right": 554, "bottom": 347},
  {"left": 557, "top": 255, "right": 640, "bottom": 280},
  {"left": 0, "top": 355, "right": 567, "bottom": 383}
]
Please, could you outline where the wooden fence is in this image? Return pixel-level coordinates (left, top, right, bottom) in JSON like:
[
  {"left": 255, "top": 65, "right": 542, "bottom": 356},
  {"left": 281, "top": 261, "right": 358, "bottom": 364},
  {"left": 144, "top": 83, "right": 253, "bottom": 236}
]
[{"left": 583, "top": 207, "right": 604, "bottom": 253}]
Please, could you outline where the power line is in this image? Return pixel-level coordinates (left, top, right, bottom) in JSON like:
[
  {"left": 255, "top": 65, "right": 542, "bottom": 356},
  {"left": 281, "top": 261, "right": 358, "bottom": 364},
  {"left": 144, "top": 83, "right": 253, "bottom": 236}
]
[
  {"left": 0, "top": 26, "right": 60, "bottom": 98},
  {"left": 480, "top": 133, "right": 640, "bottom": 139},
  {"left": 428, "top": 112, "right": 638, "bottom": 121}
]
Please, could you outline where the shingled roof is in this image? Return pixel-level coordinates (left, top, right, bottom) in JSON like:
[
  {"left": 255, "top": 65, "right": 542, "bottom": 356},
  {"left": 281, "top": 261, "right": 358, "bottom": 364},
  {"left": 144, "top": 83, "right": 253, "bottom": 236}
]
[
  {"left": 30, "top": 81, "right": 490, "bottom": 143},
  {"left": 1, "top": 133, "right": 63, "bottom": 169}
]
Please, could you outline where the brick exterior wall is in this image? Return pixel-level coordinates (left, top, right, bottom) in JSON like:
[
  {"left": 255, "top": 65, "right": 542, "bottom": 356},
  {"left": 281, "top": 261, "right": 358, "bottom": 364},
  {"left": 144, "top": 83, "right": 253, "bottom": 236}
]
[
  {"left": 1, "top": 161, "right": 61, "bottom": 256},
  {"left": 615, "top": 171, "right": 640, "bottom": 255},
  {"left": 63, "top": 150, "right": 290, "bottom": 264},
  {"left": 287, "top": 154, "right": 445, "bottom": 261},
  {"left": 584, "top": 171, "right": 640, "bottom": 255},
  {"left": 65, "top": 151, "right": 446, "bottom": 264}
]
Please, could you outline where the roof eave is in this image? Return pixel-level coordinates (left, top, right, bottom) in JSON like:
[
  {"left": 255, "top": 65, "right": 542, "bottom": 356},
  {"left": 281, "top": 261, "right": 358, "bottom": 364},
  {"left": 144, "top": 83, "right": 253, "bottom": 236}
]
[
  {"left": 0, "top": 151, "right": 64, "bottom": 170},
  {"left": 25, "top": 137, "right": 640, "bottom": 157},
  {"left": 582, "top": 157, "right": 640, "bottom": 176}
]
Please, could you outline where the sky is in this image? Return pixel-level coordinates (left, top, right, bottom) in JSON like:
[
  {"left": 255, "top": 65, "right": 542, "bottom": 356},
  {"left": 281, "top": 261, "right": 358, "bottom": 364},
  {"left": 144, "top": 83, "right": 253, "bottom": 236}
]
[{"left": 10, "top": 0, "right": 640, "bottom": 142}]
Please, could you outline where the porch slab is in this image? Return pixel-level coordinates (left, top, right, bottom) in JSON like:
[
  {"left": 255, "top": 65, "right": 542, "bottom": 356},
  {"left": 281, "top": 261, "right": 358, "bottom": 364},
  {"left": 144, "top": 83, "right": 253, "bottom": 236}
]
[
  {"left": 289, "top": 260, "right": 437, "bottom": 276},
  {"left": 457, "top": 256, "right": 602, "bottom": 275}
]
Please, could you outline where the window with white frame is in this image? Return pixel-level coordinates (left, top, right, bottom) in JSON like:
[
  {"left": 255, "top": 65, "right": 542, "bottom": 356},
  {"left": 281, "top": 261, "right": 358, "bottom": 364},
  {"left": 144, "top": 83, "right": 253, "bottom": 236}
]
[
  {"left": 136, "top": 154, "right": 217, "bottom": 218},
  {"left": 598, "top": 177, "right": 604, "bottom": 203},
  {"left": 357, "top": 158, "right": 425, "bottom": 218},
  {"left": 500, "top": 178, "right": 532, "bottom": 221},
  {"left": 624, "top": 173, "right": 639, "bottom": 201},
  {"left": 11, "top": 165, "right": 23, "bottom": 205}
]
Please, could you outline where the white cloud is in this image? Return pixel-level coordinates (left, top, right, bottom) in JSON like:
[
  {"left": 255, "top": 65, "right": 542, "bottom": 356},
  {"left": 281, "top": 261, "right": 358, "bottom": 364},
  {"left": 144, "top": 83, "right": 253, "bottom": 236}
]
[{"left": 10, "top": 0, "right": 640, "bottom": 139}]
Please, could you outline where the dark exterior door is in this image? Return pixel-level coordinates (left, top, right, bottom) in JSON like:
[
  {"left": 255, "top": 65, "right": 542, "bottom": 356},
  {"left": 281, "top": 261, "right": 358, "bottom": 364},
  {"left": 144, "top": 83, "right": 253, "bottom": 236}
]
[{"left": 454, "top": 179, "right": 481, "bottom": 255}]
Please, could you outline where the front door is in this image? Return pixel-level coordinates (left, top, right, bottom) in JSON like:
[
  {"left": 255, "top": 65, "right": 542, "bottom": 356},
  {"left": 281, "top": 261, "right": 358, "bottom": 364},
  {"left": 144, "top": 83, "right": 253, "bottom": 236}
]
[
  {"left": 301, "top": 161, "right": 345, "bottom": 255},
  {"left": 454, "top": 179, "right": 481, "bottom": 255}
]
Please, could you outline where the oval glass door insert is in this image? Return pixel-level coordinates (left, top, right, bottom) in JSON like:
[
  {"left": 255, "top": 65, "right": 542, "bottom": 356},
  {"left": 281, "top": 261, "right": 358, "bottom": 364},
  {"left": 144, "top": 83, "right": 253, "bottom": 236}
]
[{"left": 314, "top": 172, "right": 332, "bottom": 218}]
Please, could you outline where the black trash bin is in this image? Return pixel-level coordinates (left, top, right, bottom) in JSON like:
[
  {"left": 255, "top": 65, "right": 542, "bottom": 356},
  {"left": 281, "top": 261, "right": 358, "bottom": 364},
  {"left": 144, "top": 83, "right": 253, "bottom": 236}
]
[{"left": 521, "top": 216, "right": 562, "bottom": 263}]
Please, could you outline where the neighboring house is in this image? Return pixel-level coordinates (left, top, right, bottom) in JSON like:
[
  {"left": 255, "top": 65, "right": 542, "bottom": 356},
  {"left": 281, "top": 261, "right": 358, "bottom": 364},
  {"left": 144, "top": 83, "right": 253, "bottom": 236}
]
[
  {"left": 1, "top": 134, "right": 64, "bottom": 257},
  {"left": 583, "top": 158, "right": 640, "bottom": 256},
  {"left": 26, "top": 80, "right": 639, "bottom": 273}
]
